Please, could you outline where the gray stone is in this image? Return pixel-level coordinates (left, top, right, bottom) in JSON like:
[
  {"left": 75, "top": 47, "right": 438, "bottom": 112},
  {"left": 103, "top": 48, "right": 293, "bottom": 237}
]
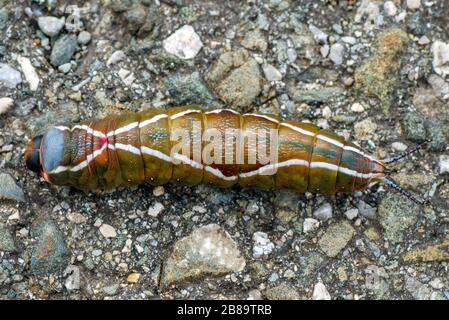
[
  {"left": 264, "top": 282, "right": 301, "bottom": 300},
  {"left": 77, "top": 31, "right": 91, "bottom": 45},
  {"left": 288, "top": 86, "right": 344, "bottom": 104},
  {"left": 313, "top": 203, "right": 333, "bottom": 221},
  {"left": 161, "top": 224, "right": 245, "bottom": 286},
  {"left": 309, "top": 24, "right": 328, "bottom": 44},
  {"left": 329, "top": 43, "right": 345, "bottom": 65},
  {"left": 14, "top": 98, "right": 36, "bottom": 116},
  {"left": 30, "top": 217, "right": 70, "bottom": 275},
  {"left": 402, "top": 112, "right": 427, "bottom": 143},
  {"left": 0, "top": 224, "right": 16, "bottom": 253},
  {"left": 207, "top": 49, "right": 262, "bottom": 108},
  {"left": 406, "top": 11, "right": 427, "bottom": 36},
  {"left": 0, "top": 63, "right": 22, "bottom": 89},
  {"left": 262, "top": 64, "right": 282, "bottom": 81},
  {"left": 318, "top": 221, "right": 355, "bottom": 257},
  {"left": 378, "top": 193, "right": 419, "bottom": 243},
  {"left": 274, "top": 191, "right": 300, "bottom": 223},
  {"left": 426, "top": 121, "right": 447, "bottom": 152},
  {"left": 103, "top": 283, "right": 120, "bottom": 295},
  {"left": 405, "top": 276, "right": 445, "bottom": 300},
  {"left": 37, "top": 16, "right": 65, "bottom": 37},
  {"left": 0, "top": 173, "right": 24, "bottom": 202},
  {"left": 165, "top": 72, "right": 220, "bottom": 107},
  {"left": 357, "top": 201, "right": 377, "bottom": 219},
  {"left": 0, "top": 8, "right": 8, "bottom": 30},
  {"left": 58, "top": 63, "right": 71, "bottom": 74},
  {"left": 124, "top": 5, "right": 147, "bottom": 34},
  {"left": 50, "top": 34, "right": 77, "bottom": 67}
]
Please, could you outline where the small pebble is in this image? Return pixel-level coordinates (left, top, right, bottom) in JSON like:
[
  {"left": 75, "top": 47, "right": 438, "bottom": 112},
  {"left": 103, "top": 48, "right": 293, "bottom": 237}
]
[
  {"left": 313, "top": 203, "right": 332, "bottom": 221},
  {"left": 148, "top": 202, "right": 164, "bottom": 217},
  {"left": 262, "top": 64, "right": 282, "bottom": 81},
  {"left": 17, "top": 56, "right": 39, "bottom": 91},
  {"left": 406, "top": 0, "right": 421, "bottom": 10},
  {"left": 351, "top": 102, "right": 365, "bottom": 113},
  {"left": 344, "top": 208, "right": 358, "bottom": 220},
  {"left": 418, "top": 36, "right": 430, "bottom": 45},
  {"left": 0, "top": 63, "right": 22, "bottom": 89},
  {"left": 99, "top": 224, "right": 117, "bottom": 238},
  {"left": 329, "top": 43, "right": 345, "bottom": 65},
  {"left": 313, "top": 282, "right": 331, "bottom": 300},
  {"left": 163, "top": 25, "right": 203, "bottom": 59},
  {"left": 392, "top": 142, "right": 408, "bottom": 152},
  {"left": 0, "top": 97, "right": 14, "bottom": 115},
  {"left": 127, "top": 273, "right": 141, "bottom": 283},
  {"left": 303, "top": 218, "right": 319, "bottom": 233},
  {"left": 153, "top": 186, "right": 165, "bottom": 197},
  {"left": 439, "top": 155, "right": 449, "bottom": 174},
  {"left": 383, "top": 1, "right": 398, "bottom": 16},
  {"left": 58, "top": 63, "right": 72, "bottom": 74},
  {"left": 37, "top": 16, "right": 65, "bottom": 37},
  {"left": 252, "top": 232, "right": 275, "bottom": 258},
  {"left": 106, "top": 50, "right": 126, "bottom": 67},
  {"left": 77, "top": 31, "right": 91, "bottom": 45}
]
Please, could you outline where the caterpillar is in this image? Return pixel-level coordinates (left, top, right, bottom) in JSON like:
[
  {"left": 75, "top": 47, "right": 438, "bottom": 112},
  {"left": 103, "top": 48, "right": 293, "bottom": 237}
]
[{"left": 25, "top": 106, "right": 427, "bottom": 204}]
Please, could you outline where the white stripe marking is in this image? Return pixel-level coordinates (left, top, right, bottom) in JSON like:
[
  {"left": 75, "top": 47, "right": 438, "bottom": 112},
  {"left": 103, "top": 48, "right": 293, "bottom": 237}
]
[
  {"left": 280, "top": 122, "right": 315, "bottom": 137},
  {"left": 141, "top": 146, "right": 172, "bottom": 162},
  {"left": 243, "top": 113, "right": 279, "bottom": 124},
  {"left": 139, "top": 114, "right": 168, "bottom": 128},
  {"left": 205, "top": 109, "right": 240, "bottom": 115},
  {"left": 113, "top": 122, "right": 139, "bottom": 136},
  {"left": 114, "top": 143, "right": 141, "bottom": 155},
  {"left": 170, "top": 109, "right": 201, "bottom": 120}
]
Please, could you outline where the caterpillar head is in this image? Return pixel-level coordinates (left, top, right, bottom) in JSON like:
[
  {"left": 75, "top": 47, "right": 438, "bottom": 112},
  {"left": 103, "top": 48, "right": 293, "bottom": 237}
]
[
  {"left": 25, "top": 127, "right": 68, "bottom": 182},
  {"left": 25, "top": 134, "right": 43, "bottom": 174}
]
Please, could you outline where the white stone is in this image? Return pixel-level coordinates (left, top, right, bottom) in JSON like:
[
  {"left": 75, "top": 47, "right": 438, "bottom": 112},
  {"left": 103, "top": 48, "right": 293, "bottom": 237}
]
[
  {"left": 392, "top": 141, "right": 408, "bottom": 152},
  {"left": 313, "top": 282, "right": 331, "bottom": 300},
  {"left": 303, "top": 218, "right": 319, "bottom": 233},
  {"left": 148, "top": 202, "right": 164, "bottom": 217},
  {"left": 439, "top": 155, "right": 449, "bottom": 174},
  {"left": 418, "top": 36, "right": 430, "bottom": 45},
  {"left": 351, "top": 102, "right": 365, "bottom": 112},
  {"left": 37, "top": 16, "right": 65, "bottom": 37},
  {"left": 320, "top": 44, "right": 330, "bottom": 57},
  {"left": 17, "top": 56, "right": 39, "bottom": 91},
  {"left": 309, "top": 24, "right": 328, "bottom": 44},
  {"left": 341, "top": 36, "right": 357, "bottom": 45},
  {"left": 58, "top": 63, "right": 72, "bottom": 74},
  {"left": 118, "top": 68, "right": 135, "bottom": 86},
  {"left": 252, "top": 232, "right": 275, "bottom": 258},
  {"left": 163, "top": 25, "right": 203, "bottom": 60},
  {"left": 107, "top": 50, "right": 126, "bottom": 67},
  {"left": 0, "top": 97, "right": 14, "bottom": 115},
  {"left": 329, "top": 43, "right": 345, "bottom": 65},
  {"left": 0, "top": 63, "right": 22, "bottom": 89},
  {"left": 262, "top": 64, "right": 282, "bottom": 81},
  {"left": 406, "top": 0, "right": 421, "bottom": 10},
  {"left": 355, "top": 0, "right": 383, "bottom": 30},
  {"left": 313, "top": 203, "right": 333, "bottom": 221},
  {"left": 153, "top": 186, "right": 165, "bottom": 197},
  {"left": 99, "top": 224, "right": 117, "bottom": 238},
  {"left": 344, "top": 208, "right": 359, "bottom": 220},
  {"left": 428, "top": 74, "right": 449, "bottom": 99},
  {"left": 383, "top": 1, "right": 397, "bottom": 16},
  {"left": 64, "top": 265, "right": 80, "bottom": 291},
  {"left": 432, "top": 41, "right": 449, "bottom": 78}
]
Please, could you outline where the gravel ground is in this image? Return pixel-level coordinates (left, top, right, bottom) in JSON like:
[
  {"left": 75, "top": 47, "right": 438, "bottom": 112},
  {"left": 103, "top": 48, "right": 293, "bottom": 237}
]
[{"left": 1, "top": 0, "right": 448, "bottom": 300}]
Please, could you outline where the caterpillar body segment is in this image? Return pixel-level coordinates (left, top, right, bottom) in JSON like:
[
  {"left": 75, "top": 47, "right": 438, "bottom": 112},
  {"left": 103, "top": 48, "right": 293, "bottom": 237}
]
[{"left": 25, "top": 106, "right": 386, "bottom": 195}]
